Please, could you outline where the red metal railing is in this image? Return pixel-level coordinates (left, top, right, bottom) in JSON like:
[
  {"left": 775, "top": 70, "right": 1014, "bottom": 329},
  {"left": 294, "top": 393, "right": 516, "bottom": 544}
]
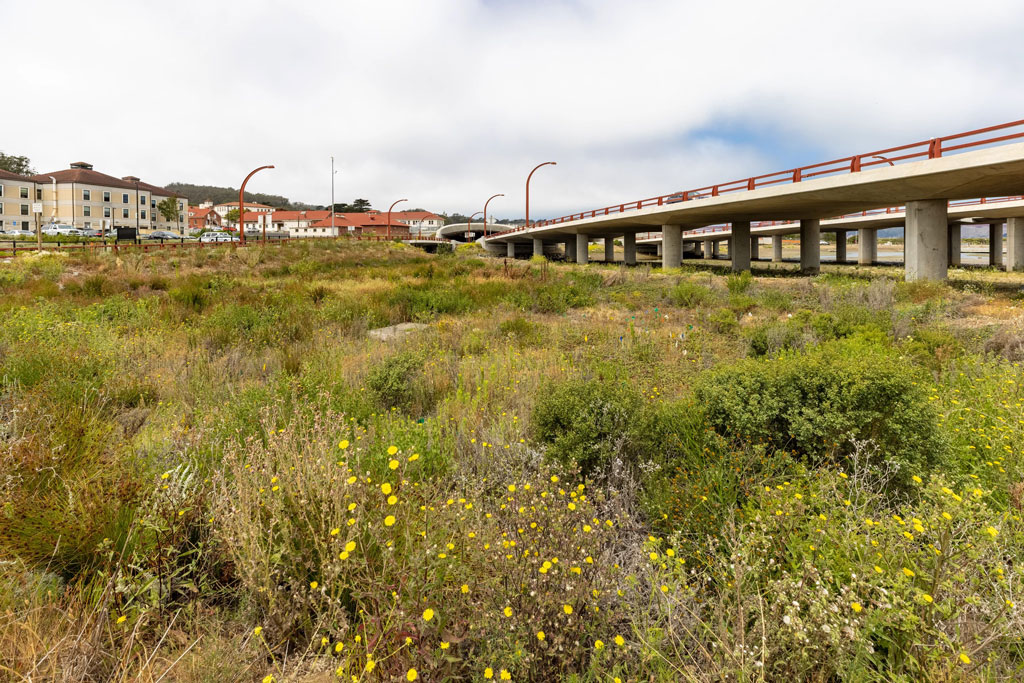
[{"left": 490, "top": 119, "right": 1024, "bottom": 238}]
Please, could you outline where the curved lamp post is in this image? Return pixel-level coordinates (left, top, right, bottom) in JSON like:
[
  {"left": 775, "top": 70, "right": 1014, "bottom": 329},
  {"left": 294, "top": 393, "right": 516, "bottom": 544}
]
[
  {"left": 467, "top": 211, "right": 483, "bottom": 241},
  {"left": 525, "top": 161, "right": 556, "bottom": 229},
  {"left": 483, "top": 193, "right": 504, "bottom": 237},
  {"left": 239, "top": 165, "right": 274, "bottom": 245},
  {"left": 386, "top": 198, "right": 408, "bottom": 240}
]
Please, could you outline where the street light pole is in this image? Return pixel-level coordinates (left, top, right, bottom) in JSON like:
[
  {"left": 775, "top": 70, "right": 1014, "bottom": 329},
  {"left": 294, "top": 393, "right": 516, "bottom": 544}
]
[
  {"left": 483, "top": 193, "right": 504, "bottom": 237},
  {"left": 467, "top": 211, "right": 483, "bottom": 241},
  {"left": 525, "top": 161, "right": 556, "bottom": 229},
  {"left": 386, "top": 198, "right": 408, "bottom": 240},
  {"left": 239, "top": 165, "right": 275, "bottom": 245},
  {"left": 331, "top": 156, "right": 336, "bottom": 238}
]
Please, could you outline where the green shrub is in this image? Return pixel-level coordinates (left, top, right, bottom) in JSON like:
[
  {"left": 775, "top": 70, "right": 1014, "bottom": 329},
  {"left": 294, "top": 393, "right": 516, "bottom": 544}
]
[
  {"left": 532, "top": 378, "right": 643, "bottom": 475},
  {"left": 671, "top": 280, "right": 713, "bottom": 308},
  {"left": 694, "top": 341, "right": 946, "bottom": 491},
  {"left": 726, "top": 271, "right": 753, "bottom": 294},
  {"left": 708, "top": 308, "right": 739, "bottom": 334},
  {"left": 366, "top": 351, "right": 423, "bottom": 412},
  {"left": 497, "top": 316, "right": 541, "bottom": 345}
]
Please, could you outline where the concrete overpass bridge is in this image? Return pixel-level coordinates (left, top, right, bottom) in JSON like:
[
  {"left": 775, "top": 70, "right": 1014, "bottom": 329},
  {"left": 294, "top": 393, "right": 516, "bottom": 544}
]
[
  {"left": 436, "top": 222, "right": 489, "bottom": 242},
  {"left": 634, "top": 196, "right": 1024, "bottom": 269},
  {"left": 481, "top": 120, "right": 1024, "bottom": 280}
]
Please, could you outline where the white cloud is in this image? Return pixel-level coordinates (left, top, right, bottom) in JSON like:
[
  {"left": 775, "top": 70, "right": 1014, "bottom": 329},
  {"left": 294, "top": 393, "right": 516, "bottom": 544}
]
[{"left": 8, "top": 0, "right": 1024, "bottom": 218}]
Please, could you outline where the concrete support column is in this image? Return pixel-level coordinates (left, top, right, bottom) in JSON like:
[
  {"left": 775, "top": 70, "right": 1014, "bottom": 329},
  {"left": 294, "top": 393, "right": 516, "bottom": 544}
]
[
  {"left": 656, "top": 243, "right": 662, "bottom": 256},
  {"left": 731, "top": 221, "right": 751, "bottom": 272},
  {"left": 989, "top": 223, "right": 1003, "bottom": 268},
  {"left": 799, "top": 219, "right": 820, "bottom": 275},
  {"left": 623, "top": 232, "right": 636, "bottom": 265},
  {"left": 858, "top": 229, "right": 877, "bottom": 265},
  {"left": 947, "top": 223, "right": 962, "bottom": 267},
  {"left": 712, "top": 240, "right": 720, "bottom": 258},
  {"left": 604, "top": 237, "right": 615, "bottom": 262},
  {"left": 564, "top": 236, "right": 577, "bottom": 263},
  {"left": 662, "top": 224, "right": 682, "bottom": 268},
  {"left": 772, "top": 235, "right": 783, "bottom": 262},
  {"left": 703, "top": 239, "right": 713, "bottom": 260},
  {"left": 576, "top": 234, "right": 589, "bottom": 264},
  {"left": 506, "top": 241, "right": 515, "bottom": 259},
  {"left": 750, "top": 236, "right": 760, "bottom": 261},
  {"left": 1008, "top": 217, "right": 1024, "bottom": 272},
  {"left": 835, "top": 231, "right": 847, "bottom": 263},
  {"left": 533, "top": 238, "right": 544, "bottom": 258},
  {"left": 905, "top": 199, "right": 948, "bottom": 281}
]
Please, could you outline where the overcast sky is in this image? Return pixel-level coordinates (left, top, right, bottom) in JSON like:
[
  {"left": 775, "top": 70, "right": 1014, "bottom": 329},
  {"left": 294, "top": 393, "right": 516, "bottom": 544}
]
[{"left": 8, "top": 0, "right": 1024, "bottom": 218}]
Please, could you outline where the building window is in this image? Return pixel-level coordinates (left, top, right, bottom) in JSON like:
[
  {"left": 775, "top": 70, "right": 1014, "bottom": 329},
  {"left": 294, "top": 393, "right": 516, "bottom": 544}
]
[
  {"left": 122, "top": 193, "right": 129, "bottom": 203},
  {"left": 0, "top": 185, "right": 4, "bottom": 197},
  {"left": 20, "top": 187, "right": 29, "bottom": 199},
  {"left": 21, "top": 204, "right": 29, "bottom": 216},
  {"left": 83, "top": 206, "right": 91, "bottom": 217},
  {"left": 104, "top": 207, "right": 111, "bottom": 218},
  {"left": 140, "top": 195, "right": 146, "bottom": 205},
  {"left": 141, "top": 210, "right": 147, "bottom": 220},
  {"left": 36, "top": 188, "right": 42, "bottom": 200},
  {"left": 122, "top": 208, "right": 129, "bottom": 218},
  {"left": 177, "top": 201, "right": 183, "bottom": 210},
  {"left": 85, "top": 222, "right": 91, "bottom": 229},
  {"left": 104, "top": 191, "right": 110, "bottom": 202},
  {"left": 83, "top": 189, "right": 91, "bottom": 200},
  {"left": 178, "top": 213, "right": 183, "bottom": 222}
]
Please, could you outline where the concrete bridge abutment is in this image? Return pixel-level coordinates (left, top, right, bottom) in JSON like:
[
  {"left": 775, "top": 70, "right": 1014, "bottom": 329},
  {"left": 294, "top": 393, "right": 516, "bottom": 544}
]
[
  {"left": 604, "top": 237, "right": 615, "bottom": 262},
  {"left": 663, "top": 225, "right": 682, "bottom": 268},
  {"left": 703, "top": 239, "right": 713, "bottom": 260},
  {"left": 858, "top": 229, "right": 877, "bottom": 265},
  {"left": 948, "top": 223, "right": 962, "bottom": 267},
  {"left": 835, "top": 230, "right": 847, "bottom": 263},
  {"left": 576, "top": 234, "right": 590, "bottom": 264},
  {"left": 800, "top": 219, "right": 820, "bottom": 275},
  {"left": 905, "top": 199, "right": 949, "bottom": 281},
  {"left": 772, "top": 235, "right": 783, "bottom": 262},
  {"left": 731, "top": 221, "right": 751, "bottom": 272},
  {"left": 564, "top": 236, "right": 577, "bottom": 263},
  {"left": 989, "top": 223, "right": 1003, "bottom": 268},
  {"left": 623, "top": 232, "right": 636, "bottom": 265},
  {"left": 533, "top": 238, "right": 544, "bottom": 258},
  {"left": 1008, "top": 217, "right": 1024, "bottom": 272}
]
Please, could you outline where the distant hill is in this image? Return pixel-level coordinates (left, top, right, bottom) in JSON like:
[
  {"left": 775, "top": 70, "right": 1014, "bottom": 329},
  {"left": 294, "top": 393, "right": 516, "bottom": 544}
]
[
  {"left": 166, "top": 182, "right": 319, "bottom": 210},
  {"left": 878, "top": 224, "right": 997, "bottom": 239}
]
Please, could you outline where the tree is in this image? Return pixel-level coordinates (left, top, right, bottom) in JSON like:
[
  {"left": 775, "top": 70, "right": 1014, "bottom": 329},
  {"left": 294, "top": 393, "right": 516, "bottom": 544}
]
[
  {"left": 224, "top": 208, "right": 240, "bottom": 224},
  {"left": 0, "top": 153, "right": 34, "bottom": 176},
  {"left": 332, "top": 198, "right": 373, "bottom": 213},
  {"left": 157, "top": 196, "right": 179, "bottom": 224}
]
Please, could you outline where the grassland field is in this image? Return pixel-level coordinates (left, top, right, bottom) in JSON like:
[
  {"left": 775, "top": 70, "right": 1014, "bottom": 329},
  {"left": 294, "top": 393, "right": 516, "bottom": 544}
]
[{"left": 1, "top": 240, "right": 1023, "bottom": 682}]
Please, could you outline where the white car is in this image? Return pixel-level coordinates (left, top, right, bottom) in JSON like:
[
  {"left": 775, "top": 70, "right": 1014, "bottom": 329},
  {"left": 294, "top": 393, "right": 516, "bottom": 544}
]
[
  {"left": 3, "top": 229, "right": 34, "bottom": 237},
  {"left": 42, "top": 225, "right": 86, "bottom": 237},
  {"left": 199, "top": 232, "right": 238, "bottom": 243}
]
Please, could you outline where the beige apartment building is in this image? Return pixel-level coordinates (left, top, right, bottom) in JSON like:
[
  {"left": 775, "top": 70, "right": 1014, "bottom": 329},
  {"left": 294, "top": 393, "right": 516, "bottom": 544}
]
[
  {"left": 0, "top": 162, "right": 187, "bottom": 234},
  {"left": 0, "top": 168, "right": 38, "bottom": 232}
]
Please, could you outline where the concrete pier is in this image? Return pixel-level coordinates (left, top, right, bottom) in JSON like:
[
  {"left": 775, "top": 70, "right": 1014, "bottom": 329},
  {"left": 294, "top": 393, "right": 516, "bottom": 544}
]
[
  {"left": 731, "top": 221, "right": 751, "bottom": 272},
  {"left": 507, "top": 242, "right": 515, "bottom": 259},
  {"left": 772, "top": 235, "right": 783, "bottom": 262},
  {"left": 800, "top": 219, "right": 820, "bottom": 275},
  {"left": 663, "top": 225, "right": 682, "bottom": 268},
  {"left": 564, "top": 236, "right": 577, "bottom": 263},
  {"left": 712, "top": 240, "right": 720, "bottom": 258},
  {"left": 1009, "top": 217, "right": 1024, "bottom": 272},
  {"left": 835, "top": 231, "right": 847, "bottom": 263},
  {"left": 948, "top": 223, "right": 962, "bottom": 266},
  {"left": 623, "top": 232, "right": 636, "bottom": 265},
  {"left": 750, "top": 236, "right": 760, "bottom": 261},
  {"left": 703, "top": 239, "right": 713, "bottom": 260},
  {"left": 858, "top": 229, "right": 877, "bottom": 265},
  {"left": 905, "top": 199, "right": 948, "bottom": 281},
  {"left": 533, "top": 238, "right": 544, "bottom": 258},
  {"left": 989, "top": 223, "right": 1003, "bottom": 268},
  {"left": 604, "top": 237, "right": 615, "bottom": 262},
  {"left": 576, "top": 234, "right": 589, "bottom": 264}
]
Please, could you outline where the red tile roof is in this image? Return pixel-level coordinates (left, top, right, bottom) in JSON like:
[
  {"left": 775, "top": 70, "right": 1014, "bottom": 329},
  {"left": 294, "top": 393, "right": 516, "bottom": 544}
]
[
  {"left": 27, "top": 166, "right": 181, "bottom": 197},
  {"left": 0, "top": 169, "right": 27, "bottom": 182}
]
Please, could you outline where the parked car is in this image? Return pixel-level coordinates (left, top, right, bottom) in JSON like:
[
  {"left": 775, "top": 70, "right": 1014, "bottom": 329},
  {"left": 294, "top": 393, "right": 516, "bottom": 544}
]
[
  {"left": 199, "top": 232, "right": 238, "bottom": 243},
  {"left": 42, "top": 225, "right": 86, "bottom": 237},
  {"left": 145, "top": 230, "right": 186, "bottom": 240},
  {"left": 3, "top": 229, "right": 34, "bottom": 237}
]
